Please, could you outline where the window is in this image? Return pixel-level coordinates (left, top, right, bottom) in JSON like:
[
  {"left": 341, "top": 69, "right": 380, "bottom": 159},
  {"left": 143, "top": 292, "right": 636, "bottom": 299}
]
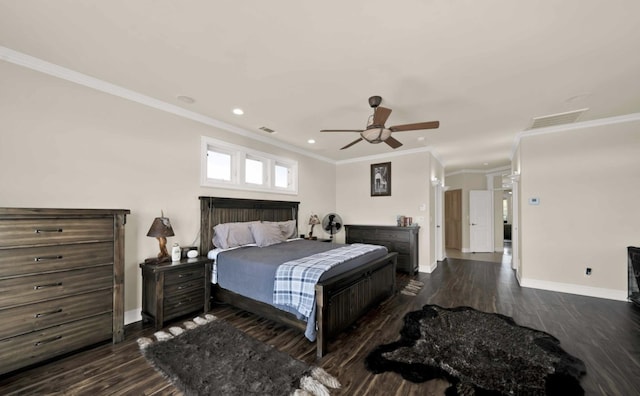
[{"left": 201, "top": 136, "right": 298, "bottom": 194}]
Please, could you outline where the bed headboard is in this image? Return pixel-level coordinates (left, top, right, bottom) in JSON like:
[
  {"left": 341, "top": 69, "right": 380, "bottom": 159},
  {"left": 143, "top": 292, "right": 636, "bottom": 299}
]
[{"left": 199, "top": 196, "right": 300, "bottom": 254}]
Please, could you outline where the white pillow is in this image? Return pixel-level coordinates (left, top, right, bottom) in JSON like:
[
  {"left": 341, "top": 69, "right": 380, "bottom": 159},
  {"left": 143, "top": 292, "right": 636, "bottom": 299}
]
[{"left": 249, "top": 222, "right": 286, "bottom": 247}]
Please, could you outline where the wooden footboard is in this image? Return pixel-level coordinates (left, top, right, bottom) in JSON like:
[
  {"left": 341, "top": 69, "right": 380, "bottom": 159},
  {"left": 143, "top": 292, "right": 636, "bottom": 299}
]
[
  {"left": 316, "top": 252, "right": 397, "bottom": 358},
  {"left": 211, "top": 252, "right": 397, "bottom": 359}
]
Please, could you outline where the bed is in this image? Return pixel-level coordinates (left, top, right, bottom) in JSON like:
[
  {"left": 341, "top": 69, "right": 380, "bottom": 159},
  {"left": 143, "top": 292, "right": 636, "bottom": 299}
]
[{"left": 199, "top": 196, "right": 397, "bottom": 358}]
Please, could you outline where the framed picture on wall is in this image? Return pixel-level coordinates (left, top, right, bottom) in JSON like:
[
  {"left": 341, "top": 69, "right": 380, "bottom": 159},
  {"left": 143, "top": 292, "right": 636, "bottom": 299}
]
[{"left": 371, "top": 162, "right": 391, "bottom": 196}]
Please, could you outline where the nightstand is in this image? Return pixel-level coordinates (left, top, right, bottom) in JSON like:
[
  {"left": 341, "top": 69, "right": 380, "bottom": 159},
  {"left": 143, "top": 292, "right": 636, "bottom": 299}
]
[{"left": 139, "top": 256, "right": 212, "bottom": 329}]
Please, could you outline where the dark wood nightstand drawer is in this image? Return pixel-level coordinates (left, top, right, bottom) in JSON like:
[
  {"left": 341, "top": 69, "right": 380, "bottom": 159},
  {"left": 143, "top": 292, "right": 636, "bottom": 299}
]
[
  {"left": 0, "top": 266, "right": 113, "bottom": 309},
  {"left": 0, "top": 218, "right": 114, "bottom": 248},
  {"left": 164, "top": 288, "right": 204, "bottom": 320},
  {"left": 164, "top": 266, "right": 204, "bottom": 286},
  {"left": 0, "top": 312, "right": 112, "bottom": 375},
  {"left": 0, "top": 242, "right": 114, "bottom": 278},
  {"left": 0, "top": 289, "right": 112, "bottom": 340}
]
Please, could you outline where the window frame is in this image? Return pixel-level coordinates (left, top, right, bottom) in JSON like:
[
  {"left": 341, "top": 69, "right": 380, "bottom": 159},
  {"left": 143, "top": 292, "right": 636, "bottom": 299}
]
[{"left": 201, "top": 136, "right": 298, "bottom": 195}]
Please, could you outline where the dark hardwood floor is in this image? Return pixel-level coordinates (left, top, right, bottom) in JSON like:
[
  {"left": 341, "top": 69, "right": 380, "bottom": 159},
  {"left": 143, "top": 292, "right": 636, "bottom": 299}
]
[{"left": 2, "top": 257, "right": 639, "bottom": 395}]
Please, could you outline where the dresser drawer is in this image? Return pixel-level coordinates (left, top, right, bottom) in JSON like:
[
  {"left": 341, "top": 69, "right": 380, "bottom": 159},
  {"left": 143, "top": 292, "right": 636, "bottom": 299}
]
[
  {"left": 0, "top": 289, "right": 113, "bottom": 341},
  {"left": 164, "top": 288, "right": 204, "bottom": 321},
  {"left": 0, "top": 242, "right": 114, "bottom": 278},
  {"left": 164, "top": 266, "right": 204, "bottom": 286},
  {"left": 0, "top": 313, "right": 112, "bottom": 375},
  {"left": 0, "top": 266, "right": 113, "bottom": 309},
  {"left": 164, "top": 277, "right": 203, "bottom": 295},
  {"left": 376, "top": 229, "right": 409, "bottom": 242},
  {"left": 0, "top": 218, "right": 113, "bottom": 248}
]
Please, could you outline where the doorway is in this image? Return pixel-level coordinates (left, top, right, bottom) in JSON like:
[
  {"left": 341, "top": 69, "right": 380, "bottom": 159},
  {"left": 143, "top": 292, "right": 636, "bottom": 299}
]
[{"left": 445, "top": 189, "right": 462, "bottom": 250}]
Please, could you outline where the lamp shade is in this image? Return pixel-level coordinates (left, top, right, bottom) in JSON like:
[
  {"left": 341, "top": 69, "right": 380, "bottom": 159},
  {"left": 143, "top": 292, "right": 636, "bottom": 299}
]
[
  {"left": 147, "top": 217, "right": 175, "bottom": 238},
  {"left": 308, "top": 214, "right": 320, "bottom": 225}
]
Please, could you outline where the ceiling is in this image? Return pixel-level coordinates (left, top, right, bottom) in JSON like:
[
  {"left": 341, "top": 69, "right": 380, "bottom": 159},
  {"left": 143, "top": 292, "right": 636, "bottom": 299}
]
[{"left": 2, "top": 1, "right": 639, "bottom": 171}]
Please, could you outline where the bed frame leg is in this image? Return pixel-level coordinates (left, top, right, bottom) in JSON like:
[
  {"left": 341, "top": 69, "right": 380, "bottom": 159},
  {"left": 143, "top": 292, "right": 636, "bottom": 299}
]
[{"left": 315, "top": 285, "right": 327, "bottom": 359}]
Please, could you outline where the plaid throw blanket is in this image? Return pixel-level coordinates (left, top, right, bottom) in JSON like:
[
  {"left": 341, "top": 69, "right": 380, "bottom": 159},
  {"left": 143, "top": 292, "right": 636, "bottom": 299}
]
[{"left": 273, "top": 243, "right": 386, "bottom": 319}]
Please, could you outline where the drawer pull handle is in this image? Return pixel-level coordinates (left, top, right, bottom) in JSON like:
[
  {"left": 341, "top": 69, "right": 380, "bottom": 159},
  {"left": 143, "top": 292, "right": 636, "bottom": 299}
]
[
  {"left": 178, "top": 273, "right": 193, "bottom": 278},
  {"left": 177, "top": 283, "right": 194, "bottom": 290},
  {"left": 35, "top": 308, "right": 63, "bottom": 318},
  {"left": 35, "top": 228, "right": 63, "bottom": 233},
  {"left": 34, "top": 282, "right": 63, "bottom": 290},
  {"left": 34, "top": 255, "right": 63, "bottom": 262},
  {"left": 34, "top": 335, "right": 62, "bottom": 347}
]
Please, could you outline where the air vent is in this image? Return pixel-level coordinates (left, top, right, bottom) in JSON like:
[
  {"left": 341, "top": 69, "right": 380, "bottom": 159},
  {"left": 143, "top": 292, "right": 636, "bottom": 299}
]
[
  {"left": 259, "top": 126, "right": 276, "bottom": 133},
  {"left": 529, "top": 108, "right": 588, "bottom": 129}
]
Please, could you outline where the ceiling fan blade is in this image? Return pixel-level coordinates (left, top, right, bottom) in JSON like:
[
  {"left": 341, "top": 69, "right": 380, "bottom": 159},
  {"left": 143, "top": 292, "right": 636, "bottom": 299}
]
[
  {"left": 321, "top": 129, "right": 364, "bottom": 133},
  {"left": 389, "top": 121, "right": 440, "bottom": 132},
  {"left": 340, "top": 138, "right": 363, "bottom": 150},
  {"left": 385, "top": 136, "right": 403, "bottom": 149},
  {"left": 372, "top": 106, "right": 392, "bottom": 126}
]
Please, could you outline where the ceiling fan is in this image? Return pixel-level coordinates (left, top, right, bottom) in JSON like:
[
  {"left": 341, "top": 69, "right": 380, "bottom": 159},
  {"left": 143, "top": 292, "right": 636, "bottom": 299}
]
[{"left": 321, "top": 96, "right": 440, "bottom": 150}]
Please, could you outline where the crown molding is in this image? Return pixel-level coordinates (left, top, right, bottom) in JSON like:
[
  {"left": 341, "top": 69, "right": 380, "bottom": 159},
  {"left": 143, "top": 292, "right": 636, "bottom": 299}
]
[
  {"left": 510, "top": 112, "right": 640, "bottom": 160},
  {"left": 0, "top": 46, "right": 336, "bottom": 164},
  {"left": 445, "top": 165, "right": 511, "bottom": 178},
  {"left": 335, "top": 145, "right": 436, "bottom": 165}
]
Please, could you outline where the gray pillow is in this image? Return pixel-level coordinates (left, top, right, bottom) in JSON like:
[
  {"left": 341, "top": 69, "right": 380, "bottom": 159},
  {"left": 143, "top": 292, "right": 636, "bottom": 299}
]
[
  {"left": 249, "top": 222, "right": 286, "bottom": 247},
  {"left": 213, "top": 221, "right": 259, "bottom": 249},
  {"left": 278, "top": 220, "right": 297, "bottom": 239}
]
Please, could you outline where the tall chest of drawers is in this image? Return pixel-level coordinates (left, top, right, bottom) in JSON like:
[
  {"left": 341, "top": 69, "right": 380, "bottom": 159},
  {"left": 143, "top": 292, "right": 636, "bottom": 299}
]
[
  {"left": 0, "top": 208, "right": 129, "bottom": 375},
  {"left": 345, "top": 224, "right": 420, "bottom": 274}
]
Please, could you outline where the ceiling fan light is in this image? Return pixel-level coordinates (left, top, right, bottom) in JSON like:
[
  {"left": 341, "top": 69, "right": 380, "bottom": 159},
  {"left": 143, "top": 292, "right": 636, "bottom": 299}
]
[{"left": 361, "top": 127, "right": 391, "bottom": 143}]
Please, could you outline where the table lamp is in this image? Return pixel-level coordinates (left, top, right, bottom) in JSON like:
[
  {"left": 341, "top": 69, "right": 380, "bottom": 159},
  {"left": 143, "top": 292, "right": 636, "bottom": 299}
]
[
  {"left": 146, "top": 213, "right": 175, "bottom": 263},
  {"left": 308, "top": 213, "right": 320, "bottom": 239}
]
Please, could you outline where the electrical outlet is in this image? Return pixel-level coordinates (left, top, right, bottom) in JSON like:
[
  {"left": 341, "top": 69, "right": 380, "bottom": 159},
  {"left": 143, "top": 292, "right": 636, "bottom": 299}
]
[{"left": 585, "top": 267, "right": 592, "bottom": 276}]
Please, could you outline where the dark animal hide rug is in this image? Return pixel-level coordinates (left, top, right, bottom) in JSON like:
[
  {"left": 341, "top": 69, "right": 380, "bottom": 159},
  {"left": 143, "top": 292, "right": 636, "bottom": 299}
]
[
  {"left": 138, "top": 314, "right": 340, "bottom": 396},
  {"left": 365, "top": 305, "right": 586, "bottom": 396}
]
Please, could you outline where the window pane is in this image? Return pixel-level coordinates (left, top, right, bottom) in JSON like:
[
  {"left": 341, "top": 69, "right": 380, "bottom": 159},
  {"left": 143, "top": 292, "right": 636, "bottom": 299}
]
[
  {"left": 245, "top": 158, "right": 263, "bottom": 185},
  {"left": 207, "top": 150, "right": 231, "bottom": 181},
  {"left": 274, "top": 164, "right": 289, "bottom": 188}
]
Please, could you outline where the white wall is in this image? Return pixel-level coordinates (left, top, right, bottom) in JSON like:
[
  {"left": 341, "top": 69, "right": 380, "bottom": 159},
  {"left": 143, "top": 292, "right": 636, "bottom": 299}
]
[
  {"left": 336, "top": 151, "right": 442, "bottom": 272},
  {"left": 517, "top": 119, "right": 640, "bottom": 300},
  {"left": 0, "top": 61, "right": 336, "bottom": 321}
]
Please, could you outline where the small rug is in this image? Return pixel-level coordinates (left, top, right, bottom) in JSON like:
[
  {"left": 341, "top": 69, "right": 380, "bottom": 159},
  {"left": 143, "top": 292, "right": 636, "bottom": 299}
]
[
  {"left": 138, "top": 314, "right": 340, "bottom": 396},
  {"left": 365, "top": 305, "right": 586, "bottom": 396},
  {"left": 400, "top": 279, "right": 424, "bottom": 296}
]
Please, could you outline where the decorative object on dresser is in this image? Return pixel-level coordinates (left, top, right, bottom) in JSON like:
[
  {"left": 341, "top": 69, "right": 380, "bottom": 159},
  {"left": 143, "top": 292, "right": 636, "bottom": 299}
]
[
  {"left": 307, "top": 213, "right": 320, "bottom": 239},
  {"left": 345, "top": 224, "right": 419, "bottom": 274},
  {"left": 365, "top": 304, "right": 586, "bottom": 395},
  {"left": 140, "top": 256, "right": 213, "bottom": 329},
  {"left": 145, "top": 212, "right": 174, "bottom": 263},
  {"left": 138, "top": 314, "right": 341, "bottom": 396},
  {"left": 0, "top": 207, "right": 129, "bottom": 375}
]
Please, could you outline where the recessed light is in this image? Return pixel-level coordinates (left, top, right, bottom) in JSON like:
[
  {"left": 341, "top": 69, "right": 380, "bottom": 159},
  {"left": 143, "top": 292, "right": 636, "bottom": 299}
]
[
  {"left": 177, "top": 95, "right": 195, "bottom": 104},
  {"left": 307, "top": 139, "right": 316, "bottom": 144},
  {"left": 417, "top": 137, "right": 425, "bottom": 141},
  {"left": 232, "top": 108, "right": 244, "bottom": 115},
  {"left": 483, "top": 162, "right": 489, "bottom": 166}
]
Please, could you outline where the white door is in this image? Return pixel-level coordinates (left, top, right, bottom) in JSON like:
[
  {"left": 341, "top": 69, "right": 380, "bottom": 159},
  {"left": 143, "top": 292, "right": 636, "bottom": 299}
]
[{"left": 469, "top": 190, "right": 493, "bottom": 252}]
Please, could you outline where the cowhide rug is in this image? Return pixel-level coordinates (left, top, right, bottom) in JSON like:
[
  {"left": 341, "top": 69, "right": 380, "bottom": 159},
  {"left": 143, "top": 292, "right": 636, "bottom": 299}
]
[
  {"left": 365, "top": 305, "right": 586, "bottom": 396},
  {"left": 138, "top": 314, "right": 340, "bottom": 396}
]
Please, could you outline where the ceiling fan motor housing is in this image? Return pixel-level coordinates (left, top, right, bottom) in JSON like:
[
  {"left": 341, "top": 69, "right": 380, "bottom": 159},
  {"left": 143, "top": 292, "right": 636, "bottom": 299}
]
[
  {"left": 361, "top": 126, "right": 391, "bottom": 143},
  {"left": 368, "top": 95, "right": 382, "bottom": 108}
]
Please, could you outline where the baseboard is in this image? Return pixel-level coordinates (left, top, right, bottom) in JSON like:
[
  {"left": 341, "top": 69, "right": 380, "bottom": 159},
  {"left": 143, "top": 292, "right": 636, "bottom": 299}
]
[
  {"left": 519, "top": 277, "right": 627, "bottom": 302},
  {"left": 125, "top": 308, "right": 142, "bottom": 325},
  {"left": 419, "top": 261, "right": 438, "bottom": 273},
  {"left": 461, "top": 248, "right": 471, "bottom": 253}
]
